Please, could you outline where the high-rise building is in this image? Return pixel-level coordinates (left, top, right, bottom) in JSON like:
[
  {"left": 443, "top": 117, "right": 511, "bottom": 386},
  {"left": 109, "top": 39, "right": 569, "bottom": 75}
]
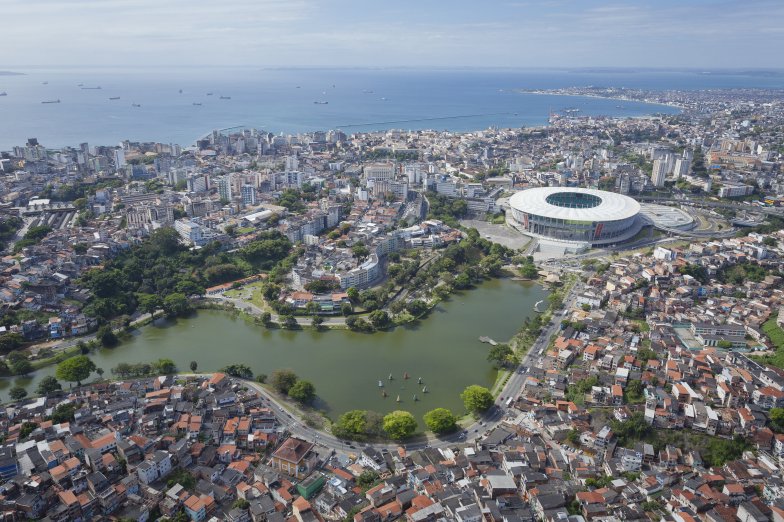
[
  {"left": 651, "top": 159, "right": 667, "bottom": 187},
  {"left": 241, "top": 184, "right": 257, "bottom": 206},
  {"left": 113, "top": 148, "right": 126, "bottom": 169},
  {"left": 217, "top": 175, "right": 233, "bottom": 201},
  {"left": 673, "top": 158, "right": 690, "bottom": 179},
  {"left": 284, "top": 155, "right": 299, "bottom": 172}
]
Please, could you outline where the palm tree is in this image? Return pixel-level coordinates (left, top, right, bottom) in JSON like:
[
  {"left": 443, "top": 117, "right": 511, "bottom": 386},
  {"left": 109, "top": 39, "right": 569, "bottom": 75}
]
[{"left": 190, "top": 361, "right": 198, "bottom": 373}]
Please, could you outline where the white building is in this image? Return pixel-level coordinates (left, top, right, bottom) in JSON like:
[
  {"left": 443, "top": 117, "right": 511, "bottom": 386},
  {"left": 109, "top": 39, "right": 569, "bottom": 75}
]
[
  {"left": 174, "top": 219, "right": 204, "bottom": 246},
  {"left": 651, "top": 159, "right": 667, "bottom": 187},
  {"left": 364, "top": 163, "right": 395, "bottom": 181}
]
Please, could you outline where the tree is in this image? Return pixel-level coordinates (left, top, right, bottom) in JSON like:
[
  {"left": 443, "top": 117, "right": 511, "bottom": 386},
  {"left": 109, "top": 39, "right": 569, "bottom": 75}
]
[
  {"left": 461, "top": 385, "right": 494, "bottom": 414},
  {"left": 260, "top": 311, "right": 273, "bottom": 326},
  {"left": 487, "top": 344, "right": 514, "bottom": 368},
  {"left": 97, "top": 325, "right": 118, "bottom": 347},
  {"left": 163, "top": 293, "right": 191, "bottom": 318},
  {"left": 717, "top": 339, "right": 733, "bottom": 349},
  {"left": 9, "top": 386, "right": 27, "bottom": 401},
  {"left": 95, "top": 367, "right": 104, "bottom": 379},
  {"left": 56, "top": 356, "right": 96, "bottom": 385},
  {"left": 10, "top": 357, "right": 33, "bottom": 376},
  {"left": 341, "top": 302, "right": 353, "bottom": 316},
  {"left": 0, "top": 333, "right": 24, "bottom": 354},
  {"left": 282, "top": 315, "right": 298, "bottom": 329},
  {"left": 769, "top": 407, "right": 784, "bottom": 433},
  {"left": 220, "top": 364, "right": 253, "bottom": 379},
  {"left": 625, "top": 380, "right": 645, "bottom": 404},
  {"left": 423, "top": 408, "right": 457, "bottom": 434},
  {"left": 357, "top": 470, "right": 380, "bottom": 491},
  {"left": 271, "top": 369, "right": 299, "bottom": 394},
  {"left": 311, "top": 316, "right": 324, "bottom": 329},
  {"left": 137, "top": 293, "right": 162, "bottom": 315},
  {"left": 368, "top": 310, "right": 392, "bottom": 330},
  {"left": 51, "top": 403, "right": 78, "bottom": 423},
  {"left": 382, "top": 410, "right": 417, "bottom": 440},
  {"left": 288, "top": 380, "right": 316, "bottom": 404},
  {"left": 190, "top": 361, "right": 198, "bottom": 373},
  {"left": 37, "top": 376, "right": 62, "bottom": 396},
  {"left": 405, "top": 300, "right": 428, "bottom": 317},
  {"left": 232, "top": 499, "right": 250, "bottom": 510}
]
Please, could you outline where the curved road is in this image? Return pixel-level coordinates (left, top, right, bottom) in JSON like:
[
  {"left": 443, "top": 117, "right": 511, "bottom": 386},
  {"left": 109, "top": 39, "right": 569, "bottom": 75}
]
[{"left": 223, "top": 281, "right": 581, "bottom": 453}]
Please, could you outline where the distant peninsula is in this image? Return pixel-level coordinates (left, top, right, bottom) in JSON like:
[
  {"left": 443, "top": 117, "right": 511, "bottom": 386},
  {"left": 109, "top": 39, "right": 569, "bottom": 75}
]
[{"left": 0, "top": 71, "right": 24, "bottom": 76}]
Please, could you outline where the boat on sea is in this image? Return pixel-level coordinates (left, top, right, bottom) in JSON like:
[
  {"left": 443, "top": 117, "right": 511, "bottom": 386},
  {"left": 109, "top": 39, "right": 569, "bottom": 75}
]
[
  {"left": 413, "top": 394, "right": 418, "bottom": 402},
  {"left": 417, "top": 377, "right": 422, "bottom": 384},
  {"left": 132, "top": 103, "right": 141, "bottom": 107},
  {"left": 422, "top": 386, "right": 428, "bottom": 393},
  {"left": 178, "top": 89, "right": 183, "bottom": 94},
  {"left": 396, "top": 395, "right": 401, "bottom": 402},
  {"left": 382, "top": 390, "right": 387, "bottom": 398},
  {"left": 41, "top": 99, "right": 60, "bottom": 104},
  {"left": 81, "top": 86, "right": 101, "bottom": 90},
  {"left": 388, "top": 373, "right": 393, "bottom": 380},
  {"left": 403, "top": 372, "right": 409, "bottom": 380},
  {"left": 313, "top": 101, "right": 328, "bottom": 104},
  {"left": 193, "top": 102, "right": 202, "bottom": 106},
  {"left": 220, "top": 96, "right": 231, "bottom": 100},
  {"left": 362, "top": 89, "right": 374, "bottom": 94},
  {"left": 378, "top": 380, "right": 383, "bottom": 387},
  {"left": 380, "top": 97, "right": 387, "bottom": 101},
  {"left": 109, "top": 96, "right": 120, "bottom": 100},
  {"left": 42, "top": 81, "right": 48, "bottom": 85},
  {"left": 0, "top": 92, "right": 6, "bottom": 96},
  {"left": 206, "top": 92, "right": 213, "bottom": 96}
]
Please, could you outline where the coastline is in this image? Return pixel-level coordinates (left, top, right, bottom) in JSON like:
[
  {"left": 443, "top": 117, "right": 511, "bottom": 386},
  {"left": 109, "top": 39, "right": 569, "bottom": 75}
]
[{"left": 516, "top": 89, "right": 688, "bottom": 112}]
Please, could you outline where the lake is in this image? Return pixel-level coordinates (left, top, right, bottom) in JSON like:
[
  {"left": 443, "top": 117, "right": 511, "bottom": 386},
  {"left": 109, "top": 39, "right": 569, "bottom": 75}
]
[{"left": 1, "top": 278, "right": 547, "bottom": 423}]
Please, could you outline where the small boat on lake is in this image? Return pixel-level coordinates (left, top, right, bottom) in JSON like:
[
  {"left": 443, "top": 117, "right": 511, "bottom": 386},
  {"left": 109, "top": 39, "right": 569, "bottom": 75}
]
[
  {"left": 388, "top": 373, "right": 393, "bottom": 380},
  {"left": 422, "top": 386, "right": 428, "bottom": 393},
  {"left": 403, "top": 372, "right": 409, "bottom": 380},
  {"left": 41, "top": 99, "right": 60, "bottom": 104},
  {"left": 378, "top": 380, "right": 383, "bottom": 387},
  {"left": 109, "top": 96, "right": 120, "bottom": 100},
  {"left": 396, "top": 395, "right": 401, "bottom": 402}
]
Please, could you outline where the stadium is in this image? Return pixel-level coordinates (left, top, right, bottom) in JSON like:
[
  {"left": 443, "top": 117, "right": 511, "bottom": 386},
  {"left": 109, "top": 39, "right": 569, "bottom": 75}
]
[{"left": 508, "top": 187, "right": 642, "bottom": 249}]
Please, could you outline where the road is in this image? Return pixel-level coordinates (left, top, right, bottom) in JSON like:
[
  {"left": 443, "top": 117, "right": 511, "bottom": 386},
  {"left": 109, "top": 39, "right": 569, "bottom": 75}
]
[{"left": 229, "top": 281, "right": 583, "bottom": 454}]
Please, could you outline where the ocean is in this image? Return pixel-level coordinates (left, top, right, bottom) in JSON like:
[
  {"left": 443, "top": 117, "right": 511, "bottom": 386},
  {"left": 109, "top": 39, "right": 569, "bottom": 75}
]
[{"left": 1, "top": 67, "right": 782, "bottom": 151}]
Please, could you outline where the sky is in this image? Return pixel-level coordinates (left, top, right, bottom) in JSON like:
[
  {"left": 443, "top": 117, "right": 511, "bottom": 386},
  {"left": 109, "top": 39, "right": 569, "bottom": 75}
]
[{"left": 2, "top": 0, "right": 783, "bottom": 69}]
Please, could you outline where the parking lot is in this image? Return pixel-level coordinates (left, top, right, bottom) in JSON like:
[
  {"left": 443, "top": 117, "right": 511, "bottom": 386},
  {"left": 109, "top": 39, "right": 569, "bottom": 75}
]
[{"left": 460, "top": 219, "right": 531, "bottom": 250}]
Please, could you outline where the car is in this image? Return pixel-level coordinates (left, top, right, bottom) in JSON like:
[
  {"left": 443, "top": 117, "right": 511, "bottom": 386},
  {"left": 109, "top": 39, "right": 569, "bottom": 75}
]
[
  {"left": 348, "top": 444, "right": 356, "bottom": 449},
  {"left": 479, "top": 421, "right": 485, "bottom": 426}
]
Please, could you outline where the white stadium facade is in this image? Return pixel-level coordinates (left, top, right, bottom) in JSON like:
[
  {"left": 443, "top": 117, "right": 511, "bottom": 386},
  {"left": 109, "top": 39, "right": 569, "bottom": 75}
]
[{"left": 508, "top": 187, "right": 643, "bottom": 250}]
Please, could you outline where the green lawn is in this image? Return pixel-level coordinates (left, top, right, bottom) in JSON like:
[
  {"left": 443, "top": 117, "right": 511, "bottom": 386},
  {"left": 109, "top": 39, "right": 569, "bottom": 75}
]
[{"left": 755, "top": 318, "right": 784, "bottom": 368}]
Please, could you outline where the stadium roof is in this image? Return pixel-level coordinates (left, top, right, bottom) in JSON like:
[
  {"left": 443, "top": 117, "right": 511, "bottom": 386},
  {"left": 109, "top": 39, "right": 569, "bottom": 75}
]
[{"left": 509, "top": 187, "right": 640, "bottom": 222}]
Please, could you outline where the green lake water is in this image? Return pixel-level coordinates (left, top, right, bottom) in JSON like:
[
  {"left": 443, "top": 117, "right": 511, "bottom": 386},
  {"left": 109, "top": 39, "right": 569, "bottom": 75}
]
[{"left": 1, "top": 279, "right": 547, "bottom": 422}]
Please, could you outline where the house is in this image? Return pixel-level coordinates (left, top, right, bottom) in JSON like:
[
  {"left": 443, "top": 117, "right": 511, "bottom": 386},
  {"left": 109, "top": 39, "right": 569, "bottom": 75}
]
[{"left": 270, "top": 438, "right": 317, "bottom": 479}]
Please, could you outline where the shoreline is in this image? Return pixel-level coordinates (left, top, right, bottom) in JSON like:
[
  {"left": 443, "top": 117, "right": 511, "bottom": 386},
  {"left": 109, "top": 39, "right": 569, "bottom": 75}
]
[
  {"left": 516, "top": 89, "right": 688, "bottom": 112},
  {"left": 0, "top": 277, "right": 548, "bottom": 403}
]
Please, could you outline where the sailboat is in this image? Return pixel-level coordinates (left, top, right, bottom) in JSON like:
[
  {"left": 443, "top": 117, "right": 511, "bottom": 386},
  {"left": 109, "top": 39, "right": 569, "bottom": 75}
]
[
  {"left": 417, "top": 377, "right": 423, "bottom": 384},
  {"left": 422, "top": 386, "right": 428, "bottom": 393},
  {"left": 396, "top": 395, "right": 401, "bottom": 402},
  {"left": 388, "top": 373, "right": 393, "bottom": 380},
  {"left": 378, "top": 380, "right": 383, "bottom": 387},
  {"left": 413, "top": 394, "right": 418, "bottom": 401},
  {"left": 403, "top": 372, "right": 409, "bottom": 380},
  {"left": 382, "top": 390, "right": 387, "bottom": 398}
]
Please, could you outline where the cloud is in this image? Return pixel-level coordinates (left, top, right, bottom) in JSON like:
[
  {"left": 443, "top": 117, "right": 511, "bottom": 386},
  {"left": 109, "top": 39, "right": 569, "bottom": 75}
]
[{"left": 0, "top": 0, "right": 782, "bottom": 67}]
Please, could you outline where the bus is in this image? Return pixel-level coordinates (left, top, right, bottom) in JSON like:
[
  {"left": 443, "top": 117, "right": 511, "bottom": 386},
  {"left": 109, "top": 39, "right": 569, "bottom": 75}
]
[{"left": 505, "top": 397, "right": 514, "bottom": 408}]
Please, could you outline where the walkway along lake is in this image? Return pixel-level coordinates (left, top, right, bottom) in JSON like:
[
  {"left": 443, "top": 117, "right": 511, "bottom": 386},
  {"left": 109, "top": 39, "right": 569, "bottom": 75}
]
[{"left": 0, "top": 279, "right": 548, "bottom": 422}]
